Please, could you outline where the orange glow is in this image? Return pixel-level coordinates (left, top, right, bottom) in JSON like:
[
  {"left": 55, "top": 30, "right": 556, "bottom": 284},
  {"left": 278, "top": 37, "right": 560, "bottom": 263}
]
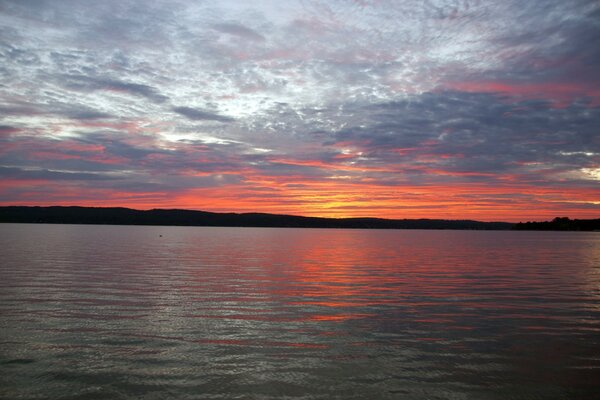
[
  {"left": 2, "top": 167, "right": 598, "bottom": 222},
  {"left": 2, "top": 145, "right": 598, "bottom": 221}
]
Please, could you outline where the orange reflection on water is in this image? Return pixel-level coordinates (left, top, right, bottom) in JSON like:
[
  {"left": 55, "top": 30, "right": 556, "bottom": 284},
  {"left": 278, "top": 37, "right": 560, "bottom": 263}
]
[
  {"left": 260, "top": 230, "right": 410, "bottom": 322},
  {"left": 168, "top": 226, "right": 600, "bottom": 354}
]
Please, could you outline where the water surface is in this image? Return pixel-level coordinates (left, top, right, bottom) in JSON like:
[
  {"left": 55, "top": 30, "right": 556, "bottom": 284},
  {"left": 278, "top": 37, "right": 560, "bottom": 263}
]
[{"left": 1, "top": 224, "right": 599, "bottom": 399}]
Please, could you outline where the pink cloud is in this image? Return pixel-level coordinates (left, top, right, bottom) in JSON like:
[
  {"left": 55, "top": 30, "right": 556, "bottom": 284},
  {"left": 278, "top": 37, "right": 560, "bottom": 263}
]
[{"left": 443, "top": 80, "right": 600, "bottom": 107}]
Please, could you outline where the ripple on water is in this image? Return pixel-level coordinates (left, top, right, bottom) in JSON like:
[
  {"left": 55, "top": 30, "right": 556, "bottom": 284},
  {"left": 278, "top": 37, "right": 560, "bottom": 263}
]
[{"left": 1, "top": 224, "right": 599, "bottom": 399}]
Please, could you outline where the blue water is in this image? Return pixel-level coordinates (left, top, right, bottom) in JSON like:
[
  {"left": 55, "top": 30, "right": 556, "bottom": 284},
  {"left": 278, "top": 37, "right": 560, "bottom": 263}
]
[{"left": 1, "top": 224, "right": 599, "bottom": 399}]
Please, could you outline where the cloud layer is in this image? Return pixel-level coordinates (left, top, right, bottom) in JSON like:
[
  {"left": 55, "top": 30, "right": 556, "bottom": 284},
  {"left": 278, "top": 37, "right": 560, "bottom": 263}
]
[{"left": 1, "top": 0, "right": 598, "bottom": 221}]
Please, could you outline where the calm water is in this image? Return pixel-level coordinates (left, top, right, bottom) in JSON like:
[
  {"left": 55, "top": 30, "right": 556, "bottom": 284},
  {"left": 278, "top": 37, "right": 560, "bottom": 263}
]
[{"left": 1, "top": 224, "right": 599, "bottom": 399}]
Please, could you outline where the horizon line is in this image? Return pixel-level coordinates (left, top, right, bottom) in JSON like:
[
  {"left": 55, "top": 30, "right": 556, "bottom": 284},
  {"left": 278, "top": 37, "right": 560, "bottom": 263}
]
[{"left": 1, "top": 204, "right": 591, "bottom": 225}]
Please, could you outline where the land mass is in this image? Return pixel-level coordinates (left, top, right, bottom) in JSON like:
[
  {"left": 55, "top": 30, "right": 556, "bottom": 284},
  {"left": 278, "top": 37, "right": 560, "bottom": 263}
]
[
  {"left": 0, "top": 206, "right": 598, "bottom": 231},
  {"left": 0, "top": 206, "right": 515, "bottom": 230},
  {"left": 513, "top": 217, "right": 600, "bottom": 231}
]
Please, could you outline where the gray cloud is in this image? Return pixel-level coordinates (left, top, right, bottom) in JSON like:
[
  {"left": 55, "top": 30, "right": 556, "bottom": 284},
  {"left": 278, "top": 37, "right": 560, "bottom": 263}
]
[
  {"left": 325, "top": 91, "right": 600, "bottom": 177},
  {"left": 212, "top": 23, "right": 266, "bottom": 42},
  {"left": 60, "top": 75, "right": 168, "bottom": 103},
  {"left": 0, "top": 125, "right": 21, "bottom": 135},
  {"left": 60, "top": 108, "right": 114, "bottom": 120},
  {"left": 0, "top": 98, "right": 113, "bottom": 121},
  {"left": 172, "top": 107, "right": 235, "bottom": 123},
  {"left": 0, "top": 166, "right": 119, "bottom": 181}
]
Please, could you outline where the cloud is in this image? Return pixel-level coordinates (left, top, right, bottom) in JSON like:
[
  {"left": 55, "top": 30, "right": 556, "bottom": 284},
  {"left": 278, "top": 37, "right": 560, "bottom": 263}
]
[
  {"left": 438, "top": 1, "right": 600, "bottom": 104},
  {"left": 0, "top": 166, "right": 119, "bottom": 181},
  {"left": 0, "top": 125, "right": 21, "bottom": 136},
  {"left": 172, "top": 107, "right": 235, "bottom": 123},
  {"left": 326, "top": 91, "right": 600, "bottom": 177},
  {"left": 212, "top": 23, "right": 266, "bottom": 42},
  {"left": 60, "top": 75, "right": 169, "bottom": 103},
  {"left": 0, "top": 99, "right": 113, "bottom": 120},
  {"left": 59, "top": 108, "right": 114, "bottom": 120}
]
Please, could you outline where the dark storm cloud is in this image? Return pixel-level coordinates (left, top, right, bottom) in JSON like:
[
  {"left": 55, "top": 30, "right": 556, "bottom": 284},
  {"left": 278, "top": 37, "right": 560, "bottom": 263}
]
[{"left": 172, "top": 107, "right": 235, "bottom": 123}]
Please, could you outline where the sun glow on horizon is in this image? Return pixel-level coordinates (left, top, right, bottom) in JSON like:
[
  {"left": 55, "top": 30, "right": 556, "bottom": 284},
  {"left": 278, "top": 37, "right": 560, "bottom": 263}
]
[{"left": 0, "top": 0, "right": 598, "bottom": 221}]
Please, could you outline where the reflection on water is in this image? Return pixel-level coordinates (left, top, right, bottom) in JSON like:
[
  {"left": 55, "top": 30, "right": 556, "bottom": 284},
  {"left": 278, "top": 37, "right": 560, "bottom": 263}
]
[{"left": 1, "top": 224, "right": 599, "bottom": 399}]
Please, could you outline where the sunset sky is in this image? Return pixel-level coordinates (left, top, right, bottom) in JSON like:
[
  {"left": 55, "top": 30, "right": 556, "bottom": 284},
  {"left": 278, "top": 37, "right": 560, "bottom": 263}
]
[{"left": 1, "top": 0, "right": 598, "bottom": 221}]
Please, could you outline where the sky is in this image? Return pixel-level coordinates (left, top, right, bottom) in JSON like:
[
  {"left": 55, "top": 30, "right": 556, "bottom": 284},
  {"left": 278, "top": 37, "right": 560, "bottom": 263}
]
[{"left": 0, "top": 0, "right": 599, "bottom": 221}]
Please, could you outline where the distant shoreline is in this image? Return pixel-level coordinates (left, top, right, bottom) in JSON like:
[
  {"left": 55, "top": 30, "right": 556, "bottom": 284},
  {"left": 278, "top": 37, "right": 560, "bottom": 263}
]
[{"left": 0, "top": 206, "right": 598, "bottom": 231}]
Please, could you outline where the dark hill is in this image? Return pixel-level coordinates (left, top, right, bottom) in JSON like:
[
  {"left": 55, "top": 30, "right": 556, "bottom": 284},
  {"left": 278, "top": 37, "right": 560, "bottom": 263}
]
[
  {"left": 513, "top": 217, "right": 600, "bottom": 231},
  {"left": 0, "top": 206, "right": 515, "bottom": 230}
]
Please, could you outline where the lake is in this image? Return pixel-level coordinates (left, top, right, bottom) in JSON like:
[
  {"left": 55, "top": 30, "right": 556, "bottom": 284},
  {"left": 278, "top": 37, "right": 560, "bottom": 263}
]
[{"left": 1, "top": 224, "right": 599, "bottom": 399}]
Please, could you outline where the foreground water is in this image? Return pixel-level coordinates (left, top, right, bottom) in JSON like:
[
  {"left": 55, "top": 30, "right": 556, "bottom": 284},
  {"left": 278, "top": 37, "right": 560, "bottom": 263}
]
[{"left": 0, "top": 224, "right": 599, "bottom": 399}]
